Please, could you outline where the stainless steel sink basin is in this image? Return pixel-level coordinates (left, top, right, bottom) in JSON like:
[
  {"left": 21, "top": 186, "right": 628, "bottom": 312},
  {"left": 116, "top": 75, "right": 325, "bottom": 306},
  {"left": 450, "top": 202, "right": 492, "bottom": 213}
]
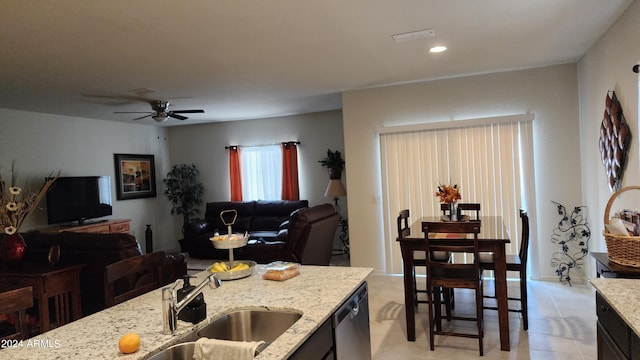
[
  {"left": 147, "top": 341, "right": 196, "bottom": 360},
  {"left": 197, "top": 308, "right": 302, "bottom": 343},
  {"left": 148, "top": 308, "right": 302, "bottom": 359}
]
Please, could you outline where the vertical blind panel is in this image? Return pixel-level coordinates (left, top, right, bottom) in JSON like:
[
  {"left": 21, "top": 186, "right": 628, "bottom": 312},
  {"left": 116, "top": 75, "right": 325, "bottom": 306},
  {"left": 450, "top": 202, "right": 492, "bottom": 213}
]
[{"left": 381, "top": 120, "right": 534, "bottom": 275}]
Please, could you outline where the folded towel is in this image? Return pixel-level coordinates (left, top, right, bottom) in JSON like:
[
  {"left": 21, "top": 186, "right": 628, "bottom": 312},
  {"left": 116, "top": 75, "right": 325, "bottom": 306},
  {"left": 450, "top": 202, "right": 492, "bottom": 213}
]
[
  {"left": 606, "top": 218, "right": 630, "bottom": 236},
  {"left": 193, "top": 337, "right": 265, "bottom": 360}
]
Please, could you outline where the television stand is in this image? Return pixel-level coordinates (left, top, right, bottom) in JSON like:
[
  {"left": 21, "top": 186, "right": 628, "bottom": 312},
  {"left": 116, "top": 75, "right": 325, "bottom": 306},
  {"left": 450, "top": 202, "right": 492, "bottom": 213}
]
[
  {"left": 77, "top": 219, "right": 108, "bottom": 226},
  {"left": 41, "top": 219, "right": 131, "bottom": 234}
]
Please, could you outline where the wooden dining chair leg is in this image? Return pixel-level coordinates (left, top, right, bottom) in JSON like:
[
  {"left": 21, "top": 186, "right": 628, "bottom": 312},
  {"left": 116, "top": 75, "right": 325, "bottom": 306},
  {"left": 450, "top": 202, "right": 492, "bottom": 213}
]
[
  {"left": 476, "top": 281, "right": 485, "bottom": 356},
  {"left": 520, "top": 270, "right": 528, "bottom": 330},
  {"left": 412, "top": 268, "right": 419, "bottom": 308},
  {"left": 434, "top": 287, "right": 443, "bottom": 332},
  {"left": 427, "top": 284, "right": 436, "bottom": 351},
  {"left": 442, "top": 287, "right": 452, "bottom": 320}
]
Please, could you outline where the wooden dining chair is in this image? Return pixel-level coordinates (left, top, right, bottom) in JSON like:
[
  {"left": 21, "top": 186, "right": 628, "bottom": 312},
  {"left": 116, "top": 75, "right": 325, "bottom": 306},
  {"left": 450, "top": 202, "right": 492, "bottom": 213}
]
[
  {"left": 480, "top": 209, "right": 530, "bottom": 330},
  {"left": 0, "top": 286, "right": 33, "bottom": 341},
  {"left": 104, "top": 251, "right": 165, "bottom": 307},
  {"left": 423, "top": 221, "right": 484, "bottom": 356},
  {"left": 440, "top": 203, "right": 481, "bottom": 221},
  {"left": 397, "top": 210, "right": 428, "bottom": 306},
  {"left": 458, "top": 203, "right": 481, "bottom": 220}
]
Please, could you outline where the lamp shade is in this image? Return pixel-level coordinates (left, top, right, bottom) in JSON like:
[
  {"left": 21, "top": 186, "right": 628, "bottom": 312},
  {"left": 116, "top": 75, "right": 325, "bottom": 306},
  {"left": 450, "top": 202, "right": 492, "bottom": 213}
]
[{"left": 324, "top": 179, "right": 346, "bottom": 197}]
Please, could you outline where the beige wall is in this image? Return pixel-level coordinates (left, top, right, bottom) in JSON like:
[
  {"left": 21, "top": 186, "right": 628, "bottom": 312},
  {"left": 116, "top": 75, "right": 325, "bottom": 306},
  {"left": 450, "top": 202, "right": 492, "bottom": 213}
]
[
  {"left": 579, "top": 1, "right": 640, "bottom": 255},
  {"left": 0, "top": 108, "right": 174, "bottom": 251},
  {"left": 342, "top": 65, "right": 582, "bottom": 280}
]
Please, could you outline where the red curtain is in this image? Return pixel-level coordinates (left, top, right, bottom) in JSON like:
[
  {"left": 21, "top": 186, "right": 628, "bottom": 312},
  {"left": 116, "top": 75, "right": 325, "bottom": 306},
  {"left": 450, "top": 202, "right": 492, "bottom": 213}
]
[
  {"left": 229, "top": 146, "right": 242, "bottom": 201},
  {"left": 281, "top": 142, "right": 299, "bottom": 200}
]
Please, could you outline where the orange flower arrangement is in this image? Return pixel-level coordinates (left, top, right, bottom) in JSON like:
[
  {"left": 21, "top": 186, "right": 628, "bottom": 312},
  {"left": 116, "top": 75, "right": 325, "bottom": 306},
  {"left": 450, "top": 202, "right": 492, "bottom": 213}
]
[{"left": 434, "top": 183, "right": 461, "bottom": 204}]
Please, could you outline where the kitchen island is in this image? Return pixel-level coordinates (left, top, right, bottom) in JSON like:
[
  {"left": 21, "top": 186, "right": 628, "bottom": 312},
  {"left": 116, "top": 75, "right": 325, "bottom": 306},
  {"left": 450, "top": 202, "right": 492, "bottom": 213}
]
[
  {"left": 591, "top": 278, "right": 640, "bottom": 359},
  {"left": 1, "top": 265, "right": 372, "bottom": 360}
]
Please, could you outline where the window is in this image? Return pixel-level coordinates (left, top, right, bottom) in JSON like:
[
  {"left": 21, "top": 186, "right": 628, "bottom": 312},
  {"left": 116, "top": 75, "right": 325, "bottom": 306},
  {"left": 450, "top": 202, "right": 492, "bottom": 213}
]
[
  {"left": 228, "top": 142, "right": 300, "bottom": 201},
  {"left": 240, "top": 145, "right": 282, "bottom": 200}
]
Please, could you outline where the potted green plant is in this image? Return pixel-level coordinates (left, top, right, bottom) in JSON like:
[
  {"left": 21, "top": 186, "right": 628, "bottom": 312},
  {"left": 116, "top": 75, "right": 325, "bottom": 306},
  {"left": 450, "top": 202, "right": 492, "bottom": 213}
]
[
  {"left": 163, "top": 163, "right": 204, "bottom": 233},
  {"left": 318, "top": 149, "right": 345, "bottom": 179}
]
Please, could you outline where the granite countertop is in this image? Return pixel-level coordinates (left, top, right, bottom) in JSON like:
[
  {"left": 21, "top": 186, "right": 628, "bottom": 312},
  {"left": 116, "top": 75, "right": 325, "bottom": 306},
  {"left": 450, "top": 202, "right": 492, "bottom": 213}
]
[
  {"left": 2, "top": 265, "right": 372, "bottom": 360},
  {"left": 590, "top": 277, "right": 640, "bottom": 335}
]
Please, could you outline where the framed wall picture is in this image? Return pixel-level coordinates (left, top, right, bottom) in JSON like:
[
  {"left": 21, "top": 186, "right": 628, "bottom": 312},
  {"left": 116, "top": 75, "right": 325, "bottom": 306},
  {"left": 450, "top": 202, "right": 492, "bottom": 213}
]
[{"left": 114, "top": 154, "right": 157, "bottom": 200}]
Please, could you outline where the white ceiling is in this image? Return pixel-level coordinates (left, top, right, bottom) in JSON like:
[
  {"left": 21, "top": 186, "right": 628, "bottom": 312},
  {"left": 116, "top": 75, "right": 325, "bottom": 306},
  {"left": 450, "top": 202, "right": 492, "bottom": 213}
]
[{"left": 0, "top": 0, "right": 633, "bottom": 126}]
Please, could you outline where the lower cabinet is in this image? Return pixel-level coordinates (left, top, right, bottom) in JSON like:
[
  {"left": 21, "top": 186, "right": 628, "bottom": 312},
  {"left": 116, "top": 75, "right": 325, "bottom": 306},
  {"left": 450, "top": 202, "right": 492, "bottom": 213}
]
[
  {"left": 597, "top": 292, "right": 640, "bottom": 359},
  {"left": 289, "top": 319, "right": 335, "bottom": 360}
]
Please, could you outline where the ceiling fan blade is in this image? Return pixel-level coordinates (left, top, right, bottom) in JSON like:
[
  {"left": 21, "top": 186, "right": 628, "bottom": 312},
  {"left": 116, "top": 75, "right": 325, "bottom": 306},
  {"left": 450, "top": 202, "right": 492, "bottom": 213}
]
[
  {"left": 114, "top": 111, "right": 153, "bottom": 114},
  {"left": 132, "top": 114, "right": 152, "bottom": 121},
  {"left": 170, "top": 109, "right": 204, "bottom": 114},
  {"left": 168, "top": 113, "right": 188, "bottom": 121}
]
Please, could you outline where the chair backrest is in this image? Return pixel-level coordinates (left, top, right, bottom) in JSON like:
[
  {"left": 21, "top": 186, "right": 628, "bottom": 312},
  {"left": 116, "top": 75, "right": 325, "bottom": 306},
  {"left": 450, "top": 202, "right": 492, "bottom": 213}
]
[
  {"left": 519, "top": 209, "right": 530, "bottom": 264},
  {"left": 0, "top": 286, "right": 33, "bottom": 341},
  {"left": 458, "top": 203, "right": 481, "bottom": 220},
  {"left": 423, "top": 221, "right": 481, "bottom": 282},
  {"left": 291, "top": 204, "right": 340, "bottom": 265},
  {"left": 104, "top": 251, "right": 165, "bottom": 307},
  {"left": 440, "top": 203, "right": 481, "bottom": 220},
  {"left": 397, "top": 209, "right": 410, "bottom": 238}
]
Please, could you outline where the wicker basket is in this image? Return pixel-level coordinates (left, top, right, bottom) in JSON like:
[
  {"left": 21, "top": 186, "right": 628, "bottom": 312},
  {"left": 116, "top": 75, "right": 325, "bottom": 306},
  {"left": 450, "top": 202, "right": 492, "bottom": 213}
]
[{"left": 603, "top": 185, "right": 640, "bottom": 267}]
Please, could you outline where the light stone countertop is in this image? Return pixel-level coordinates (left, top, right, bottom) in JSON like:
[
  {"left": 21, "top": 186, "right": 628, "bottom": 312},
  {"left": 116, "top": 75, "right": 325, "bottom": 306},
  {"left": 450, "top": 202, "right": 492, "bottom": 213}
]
[
  {"left": 2, "top": 265, "right": 373, "bottom": 360},
  {"left": 590, "top": 277, "right": 640, "bottom": 336}
]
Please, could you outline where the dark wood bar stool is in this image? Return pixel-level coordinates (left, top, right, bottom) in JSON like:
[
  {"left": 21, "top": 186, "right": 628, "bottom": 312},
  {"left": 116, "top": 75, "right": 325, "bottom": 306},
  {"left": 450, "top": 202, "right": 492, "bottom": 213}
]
[{"left": 480, "top": 209, "right": 530, "bottom": 330}]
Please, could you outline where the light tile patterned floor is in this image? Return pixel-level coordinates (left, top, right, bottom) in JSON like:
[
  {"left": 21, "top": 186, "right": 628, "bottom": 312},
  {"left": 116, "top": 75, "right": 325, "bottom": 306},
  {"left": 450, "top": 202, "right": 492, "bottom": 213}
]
[
  {"left": 367, "top": 274, "right": 596, "bottom": 360},
  {"left": 186, "top": 255, "right": 597, "bottom": 359}
]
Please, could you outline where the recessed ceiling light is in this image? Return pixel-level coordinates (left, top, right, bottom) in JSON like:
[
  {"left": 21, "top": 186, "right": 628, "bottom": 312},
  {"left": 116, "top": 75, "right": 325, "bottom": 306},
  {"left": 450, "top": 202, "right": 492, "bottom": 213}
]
[{"left": 429, "top": 46, "right": 447, "bottom": 53}]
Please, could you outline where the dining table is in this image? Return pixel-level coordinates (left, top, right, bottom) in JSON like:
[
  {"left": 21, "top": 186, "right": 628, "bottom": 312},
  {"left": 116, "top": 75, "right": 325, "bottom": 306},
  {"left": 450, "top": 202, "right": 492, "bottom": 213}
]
[{"left": 396, "top": 215, "right": 511, "bottom": 351}]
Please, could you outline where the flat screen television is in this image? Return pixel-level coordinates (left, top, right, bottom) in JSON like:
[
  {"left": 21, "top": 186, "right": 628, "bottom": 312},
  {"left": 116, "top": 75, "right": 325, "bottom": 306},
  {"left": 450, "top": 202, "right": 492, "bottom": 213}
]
[{"left": 46, "top": 176, "right": 113, "bottom": 225}]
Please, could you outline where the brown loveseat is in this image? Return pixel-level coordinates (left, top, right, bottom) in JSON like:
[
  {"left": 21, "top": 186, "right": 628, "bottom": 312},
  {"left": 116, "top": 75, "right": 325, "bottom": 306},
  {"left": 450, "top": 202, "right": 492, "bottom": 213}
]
[
  {"left": 22, "top": 231, "right": 186, "bottom": 316},
  {"left": 182, "top": 202, "right": 340, "bottom": 265}
]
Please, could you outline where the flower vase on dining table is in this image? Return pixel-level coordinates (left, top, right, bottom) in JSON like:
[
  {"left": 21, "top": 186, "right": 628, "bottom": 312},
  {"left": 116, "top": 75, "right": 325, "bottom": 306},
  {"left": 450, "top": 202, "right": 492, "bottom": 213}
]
[{"left": 449, "top": 202, "right": 458, "bottom": 221}]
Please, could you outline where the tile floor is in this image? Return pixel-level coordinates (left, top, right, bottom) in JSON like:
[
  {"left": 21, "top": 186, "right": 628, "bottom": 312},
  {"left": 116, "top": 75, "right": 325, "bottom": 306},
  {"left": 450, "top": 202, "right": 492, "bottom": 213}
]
[
  {"left": 367, "top": 275, "right": 597, "bottom": 360},
  {"left": 186, "top": 255, "right": 597, "bottom": 359}
]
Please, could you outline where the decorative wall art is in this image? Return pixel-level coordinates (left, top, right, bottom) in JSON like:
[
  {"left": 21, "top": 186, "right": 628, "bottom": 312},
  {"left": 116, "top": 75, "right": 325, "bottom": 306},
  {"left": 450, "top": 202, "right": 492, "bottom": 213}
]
[
  {"left": 114, "top": 154, "right": 157, "bottom": 200},
  {"left": 550, "top": 202, "right": 590, "bottom": 286},
  {"left": 599, "top": 91, "right": 631, "bottom": 191}
]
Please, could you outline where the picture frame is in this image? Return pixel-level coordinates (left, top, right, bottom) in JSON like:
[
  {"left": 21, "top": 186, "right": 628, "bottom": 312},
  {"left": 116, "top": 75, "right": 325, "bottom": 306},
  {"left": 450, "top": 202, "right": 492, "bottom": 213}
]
[{"left": 114, "top": 154, "right": 157, "bottom": 200}]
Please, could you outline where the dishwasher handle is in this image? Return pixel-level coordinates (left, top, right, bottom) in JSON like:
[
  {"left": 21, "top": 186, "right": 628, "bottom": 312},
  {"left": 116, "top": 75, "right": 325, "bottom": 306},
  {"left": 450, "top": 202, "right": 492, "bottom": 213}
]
[{"left": 333, "top": 284, "right": 368, "bottom": 325}]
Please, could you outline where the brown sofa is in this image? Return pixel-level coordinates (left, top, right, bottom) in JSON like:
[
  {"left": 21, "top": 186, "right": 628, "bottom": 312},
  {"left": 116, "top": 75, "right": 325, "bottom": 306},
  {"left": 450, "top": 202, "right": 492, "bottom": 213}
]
[
  {"left": 22, "top": 231, "right": 186, "bottom": 316},
  {"left": 183, "top": 202, "right": 340, "bottom": 265}
]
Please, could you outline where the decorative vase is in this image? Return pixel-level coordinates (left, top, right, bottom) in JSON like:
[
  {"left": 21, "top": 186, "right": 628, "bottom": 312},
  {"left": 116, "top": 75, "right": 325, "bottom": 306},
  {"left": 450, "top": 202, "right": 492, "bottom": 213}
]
[
  {"left": 449, "top": 202, "right": 458, "bottom": 221},
  {"left": 0, "top": 232, "right": 27, "bottom": 266},
  {"left": 328, "top": 168, "right": 342, "bottom": 180},
  {"left": 145, "top": 224, "right": 153, "bottom": 253}
]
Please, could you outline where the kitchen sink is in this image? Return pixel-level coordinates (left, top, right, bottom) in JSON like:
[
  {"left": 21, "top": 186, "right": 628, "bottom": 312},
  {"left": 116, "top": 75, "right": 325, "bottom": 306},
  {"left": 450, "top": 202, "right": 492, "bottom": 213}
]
[
  {"left": 197, "top": 308, "right": 302, "bottom": 343},
  {"left": 147, "top": 341, "right": 196, "bottom": 360},
  {"left": 148, "top": 308, "right": 302, "bottom": 360}
]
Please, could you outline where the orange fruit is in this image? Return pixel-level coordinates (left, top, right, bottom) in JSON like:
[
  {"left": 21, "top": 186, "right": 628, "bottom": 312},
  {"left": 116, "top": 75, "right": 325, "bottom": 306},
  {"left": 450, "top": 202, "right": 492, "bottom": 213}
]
[{"left": 118, "top": 333, "right": 140, "bottom": 354}]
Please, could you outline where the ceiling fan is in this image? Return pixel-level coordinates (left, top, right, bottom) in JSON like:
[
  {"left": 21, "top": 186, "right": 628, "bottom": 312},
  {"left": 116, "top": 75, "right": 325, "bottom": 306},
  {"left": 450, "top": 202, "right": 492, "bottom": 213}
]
[{"left": 114, "top": 100, "right": 204, "bottom": 122}]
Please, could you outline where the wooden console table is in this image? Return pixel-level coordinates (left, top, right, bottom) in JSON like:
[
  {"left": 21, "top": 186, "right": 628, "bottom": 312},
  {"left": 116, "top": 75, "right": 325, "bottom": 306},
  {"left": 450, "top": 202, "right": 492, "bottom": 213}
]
[
  {"left": 0, "top": 263, "right": 84, "bottom": 335},
  {"left": 592, "top": 252, "right": 640, "bottom": 278},
  {"left": 42, "top": 219, "right": 131, "bottom": 234}
]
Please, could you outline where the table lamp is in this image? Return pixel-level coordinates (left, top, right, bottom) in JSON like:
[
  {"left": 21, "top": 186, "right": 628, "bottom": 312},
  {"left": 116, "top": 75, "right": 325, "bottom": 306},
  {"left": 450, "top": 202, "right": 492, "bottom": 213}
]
[{"left": 324, "top": 179, "right": 347, "bottom": 213}]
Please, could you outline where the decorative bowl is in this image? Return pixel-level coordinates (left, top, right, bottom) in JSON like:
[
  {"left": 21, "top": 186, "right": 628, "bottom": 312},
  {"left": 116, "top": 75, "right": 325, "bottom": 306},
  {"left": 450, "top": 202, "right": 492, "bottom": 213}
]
[{"left": 207, "top": 260, "right": 256, "bottom": 280}]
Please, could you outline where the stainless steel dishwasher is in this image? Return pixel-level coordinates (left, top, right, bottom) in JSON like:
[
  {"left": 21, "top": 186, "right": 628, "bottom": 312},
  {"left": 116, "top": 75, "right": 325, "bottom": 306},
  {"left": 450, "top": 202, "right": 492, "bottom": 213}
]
[{"left": 332, "top": 282, "right": 371, "bottom": 360}]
